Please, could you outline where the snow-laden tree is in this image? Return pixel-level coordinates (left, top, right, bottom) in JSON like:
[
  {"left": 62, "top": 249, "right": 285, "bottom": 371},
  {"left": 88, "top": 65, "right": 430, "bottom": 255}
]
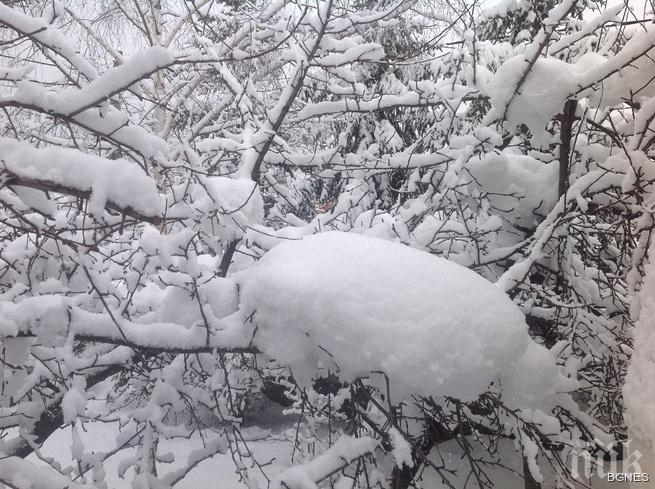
[{"left": 1, "top": 1, "right": 654, "bottom": 488}]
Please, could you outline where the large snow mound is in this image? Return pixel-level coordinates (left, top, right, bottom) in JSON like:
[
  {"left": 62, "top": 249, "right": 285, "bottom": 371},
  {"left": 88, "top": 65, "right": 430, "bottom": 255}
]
[{"left": 239, "top": 232, "right": 565, "bottom": 405}]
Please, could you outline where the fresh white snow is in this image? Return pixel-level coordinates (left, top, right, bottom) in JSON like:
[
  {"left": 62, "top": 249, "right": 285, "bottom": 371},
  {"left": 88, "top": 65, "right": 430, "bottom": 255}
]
[
  {"left": 624, "top": 243, "right": 655, "bottom": 455},
  {"left": 238, "top": 232, "right": 569, "bottom": 406},
  {"left": 0, "top": 137, "right": 163, "bottom": 218}
]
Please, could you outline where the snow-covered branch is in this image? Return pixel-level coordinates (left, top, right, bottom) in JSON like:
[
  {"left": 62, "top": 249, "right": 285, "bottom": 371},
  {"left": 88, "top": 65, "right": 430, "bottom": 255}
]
[
  {"left": 272, "top": 436, "right": 379, "bottom": 489},
  {"left": 0, "top": 138, "right": 163, "bottom": 222}
]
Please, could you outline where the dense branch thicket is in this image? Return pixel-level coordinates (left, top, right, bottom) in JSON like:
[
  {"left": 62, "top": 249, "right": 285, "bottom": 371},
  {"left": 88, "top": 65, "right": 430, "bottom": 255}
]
[{"left": 1, "top": 1, "right": 654, "bottom": 488}]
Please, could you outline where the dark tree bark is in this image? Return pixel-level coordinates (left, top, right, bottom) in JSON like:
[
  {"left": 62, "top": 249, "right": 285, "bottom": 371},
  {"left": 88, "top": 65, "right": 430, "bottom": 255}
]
[
  {"left": 559, "top": 99, "right": 578, "bottom": 197},
  {"left": 391, "top": 419, "right": 454, "bottom": 489}
]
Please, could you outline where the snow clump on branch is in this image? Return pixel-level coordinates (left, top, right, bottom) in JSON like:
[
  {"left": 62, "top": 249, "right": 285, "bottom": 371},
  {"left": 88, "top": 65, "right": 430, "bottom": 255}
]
[{"left": 238, "top": 232, "right": 574, "bottom": 408}]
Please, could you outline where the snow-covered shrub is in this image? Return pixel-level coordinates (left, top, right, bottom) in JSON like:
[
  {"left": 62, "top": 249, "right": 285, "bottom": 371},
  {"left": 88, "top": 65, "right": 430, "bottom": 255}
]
[{"left": 1, "top": 1, "right": 654, "bottom": 488}]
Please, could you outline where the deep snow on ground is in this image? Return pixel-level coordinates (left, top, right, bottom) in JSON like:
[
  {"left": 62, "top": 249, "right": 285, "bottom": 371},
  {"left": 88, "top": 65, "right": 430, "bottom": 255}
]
[
  {"left": 28, "top": 418, "right": 627, "bottom": 489},
  {"left": 29, "top": 419, "right": 293, "bottom": 489}
]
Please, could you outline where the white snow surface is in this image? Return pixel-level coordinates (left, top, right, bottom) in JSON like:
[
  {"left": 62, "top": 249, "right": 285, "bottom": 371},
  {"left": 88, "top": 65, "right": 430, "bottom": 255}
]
[
  {"left": 624, "top": 244, "right": 655, "bottom": 450},
  {"left": 22, "top": 420, "right": 625, "bottom": 489},
  {"left": 0, "top": 138, "right": 163, "bottom": 217},
  {"left": 488, "top": 21, "right": 655, "bottom": 143},
  {"left": 239, "top": 232, "right": 567, "bottom": 406},
  {"left": 0, "top": 457, "right": 93, "bottom": 489},
  {"left": 488, "top": 55, "right": 593, "bottom": 144}
]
